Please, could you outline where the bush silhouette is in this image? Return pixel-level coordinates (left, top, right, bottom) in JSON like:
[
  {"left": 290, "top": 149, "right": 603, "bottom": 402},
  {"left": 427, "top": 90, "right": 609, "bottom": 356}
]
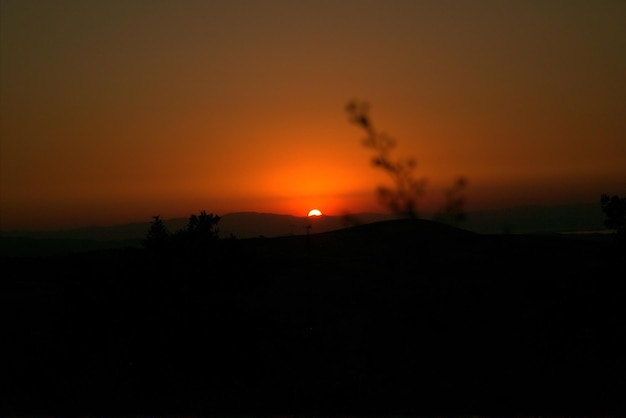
[
  {"left": 176, "top": 210, "right": 221, "bottom": 247},
  {"left": 142, "top": 215, "right": 170, "bottom": 250},
  {"left": 143, "top": 210, "right": 221, "bottom": 251},
  {"left": 600, "top": 193, "right": 625, "bottom": 242}
]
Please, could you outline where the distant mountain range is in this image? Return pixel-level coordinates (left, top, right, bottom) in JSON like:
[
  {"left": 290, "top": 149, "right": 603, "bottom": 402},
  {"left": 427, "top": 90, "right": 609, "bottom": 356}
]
[
  {"left": 0, "top": 202, "right": 609, "bottom": 256},
  {"left": 462, "top": 201, "right": 608, "bottom": 234},
  {"left": 0, "top": 212, "right": 398, "bottom": 242}
]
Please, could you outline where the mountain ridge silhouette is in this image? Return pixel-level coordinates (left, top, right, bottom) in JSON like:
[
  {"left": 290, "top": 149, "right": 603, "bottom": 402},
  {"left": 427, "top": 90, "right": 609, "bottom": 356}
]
[{"left": 0, "top": 201, "right": 606, "bottom": 239}]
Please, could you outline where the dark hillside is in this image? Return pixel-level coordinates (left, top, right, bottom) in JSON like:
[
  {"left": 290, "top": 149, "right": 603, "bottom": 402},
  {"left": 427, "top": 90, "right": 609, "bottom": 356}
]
[
  {"left": 0, "top": 236, "right": 142, "bottom": 257},
  {"left": 1, "top": 219, "right": 625, "bottom": 415}
]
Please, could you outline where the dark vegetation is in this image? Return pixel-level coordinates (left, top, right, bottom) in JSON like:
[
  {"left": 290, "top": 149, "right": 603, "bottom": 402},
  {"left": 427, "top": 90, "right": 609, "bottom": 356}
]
[
  {"left": 142, "top": 210, "right": 221, "bottom": 252},
  {"left": 2, "top": 212, "right": 625, "bottom": 415},
  {"left": 346, "top": 99, "right": 468, "bottom": 223},
  {"left": 601, "top": 193, "right": 626, "bottom": 247}
]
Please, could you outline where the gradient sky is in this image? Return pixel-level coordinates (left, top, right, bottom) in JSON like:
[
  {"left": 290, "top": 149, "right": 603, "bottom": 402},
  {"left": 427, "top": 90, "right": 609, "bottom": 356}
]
[{"left": 1, "top": 0, "right": 625, "bottom": 230}]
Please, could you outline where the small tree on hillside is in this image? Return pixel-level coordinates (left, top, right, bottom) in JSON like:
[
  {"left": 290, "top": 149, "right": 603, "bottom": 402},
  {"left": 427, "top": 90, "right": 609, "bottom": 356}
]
[
  {"left": 144, "top": 210, "right": 222, "bottom": 252},
  {"left": 601, "top": 193, "right": 626, "bottom": 240},
  {"left": 142, "top": 215, "right": 171, "bottom": 250},
  {"left": 170, "top": 210, "right": 221, "bottom": 249},
  {"left": 186, "top": 210, "right": 221, "bottom": 245}
]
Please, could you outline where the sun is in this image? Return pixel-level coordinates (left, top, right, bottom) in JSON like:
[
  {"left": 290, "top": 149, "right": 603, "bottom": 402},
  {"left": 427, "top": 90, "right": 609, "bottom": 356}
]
[{"left": 307, "top": 209, "right": 322, "bottom": 217}]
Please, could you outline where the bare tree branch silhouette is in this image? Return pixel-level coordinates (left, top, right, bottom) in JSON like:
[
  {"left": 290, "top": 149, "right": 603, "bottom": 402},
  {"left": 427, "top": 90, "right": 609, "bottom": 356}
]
[
  {"left": 346, "top": 100, "right": 427, "bottom": 219},
  {"left": 346, "top": 99, "right": 467, "bottom": 222}
]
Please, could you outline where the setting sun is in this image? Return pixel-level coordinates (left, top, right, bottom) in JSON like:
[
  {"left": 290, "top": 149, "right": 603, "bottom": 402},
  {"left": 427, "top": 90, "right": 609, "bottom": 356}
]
[{"left": 308, "top": 209, "right": 322, "bottom": 217}]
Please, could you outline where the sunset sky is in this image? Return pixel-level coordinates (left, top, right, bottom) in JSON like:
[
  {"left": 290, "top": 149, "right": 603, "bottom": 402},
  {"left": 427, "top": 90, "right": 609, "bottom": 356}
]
[{"left": 1, "top": 0, "right": 625, "bottom": 230}]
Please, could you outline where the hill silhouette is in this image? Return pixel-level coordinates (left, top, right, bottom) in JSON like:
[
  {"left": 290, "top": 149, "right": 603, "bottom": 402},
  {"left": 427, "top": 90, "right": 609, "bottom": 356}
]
[
  {"left": 0, "top": 211, "right": 399, "bottom": 256},
  {"left": 1, "top": 218, "right": 624, "bottom": 415},
  {"left": 0, "top": 203, "right": 608, "bottom": 257}
]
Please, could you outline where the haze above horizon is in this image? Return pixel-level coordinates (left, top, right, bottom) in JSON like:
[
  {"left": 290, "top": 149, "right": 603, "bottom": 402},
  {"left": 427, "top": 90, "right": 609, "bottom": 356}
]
[{"left": 1, "top": 0, "right": 625, "bottom": 231}]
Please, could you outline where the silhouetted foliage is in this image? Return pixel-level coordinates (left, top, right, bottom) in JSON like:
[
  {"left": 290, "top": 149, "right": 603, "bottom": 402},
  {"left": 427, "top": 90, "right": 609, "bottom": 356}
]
[
  {"left": 173, "top": 210, "right": 221, "bottom": 248},
  {"left": 143, "top": 211, "right": 221, "bottom": 252},
  {"left": 142, "top": 215, "right": 170, "bottom": 250},
  {"left": 346, "top": 100, "right": 426, "bottom": 219},
  {"left": 187, "top": 210, "right": 221, "bottom": 242},
  {"left": 346, "top": 99, "right": 467, "bottom": 222},
  {"left": 601, "top": 193, "right": 625, "bottom": 240}
]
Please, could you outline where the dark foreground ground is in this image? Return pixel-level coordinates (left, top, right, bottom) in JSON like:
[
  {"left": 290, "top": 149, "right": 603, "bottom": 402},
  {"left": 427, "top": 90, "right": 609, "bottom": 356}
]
[{"left": 2, "top": 219, "right": 625, "bottom": 415}]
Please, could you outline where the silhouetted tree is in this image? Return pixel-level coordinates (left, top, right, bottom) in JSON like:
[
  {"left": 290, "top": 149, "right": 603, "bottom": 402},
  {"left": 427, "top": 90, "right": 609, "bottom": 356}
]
[
  {"left": 173, "top": 210, "right": 221, "bottom": 248},
  {"left": 186, "top": 210, "right": 221, "bottom": 244},
  {"left": 346, "top": 99, "right": 467, "bottom": 221},
  {"left": 601, "top": 193, "right": 625, "bottom": 240},
  {"left": 143, "top": 211, "right": 222, "bottom": 253},
  {"left": 142, "top": 215, "right": 171, "bottom": 250}
]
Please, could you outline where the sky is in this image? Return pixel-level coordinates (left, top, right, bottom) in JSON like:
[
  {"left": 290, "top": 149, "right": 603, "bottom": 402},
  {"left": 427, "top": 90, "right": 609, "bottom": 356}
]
[{"left": 1, "top": 0, "right": 625, "bottom": 231}]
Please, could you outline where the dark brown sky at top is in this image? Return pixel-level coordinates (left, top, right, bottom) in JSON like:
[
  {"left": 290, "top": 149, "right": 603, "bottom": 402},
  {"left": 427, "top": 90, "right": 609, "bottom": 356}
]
[{"left": 1, "top": 0, "right": 625, "bottom": 230}]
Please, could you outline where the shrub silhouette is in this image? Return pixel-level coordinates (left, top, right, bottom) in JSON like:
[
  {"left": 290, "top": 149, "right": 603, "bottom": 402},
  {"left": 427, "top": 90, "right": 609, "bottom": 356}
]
[
  {"left": 142, "top": 215, "right": 170, "bottom": 250},
  {"left": 143, "top": 210, "right": 221, "bottom": 251},
  {"left": 176, "top": 210, "right": 221, "bottom": 247},
  {"left": 600, "top": 193, "right": 625, "bottom": 241},
  {"left": 346, "top": 99, "right": 467, "bottom": 222}
]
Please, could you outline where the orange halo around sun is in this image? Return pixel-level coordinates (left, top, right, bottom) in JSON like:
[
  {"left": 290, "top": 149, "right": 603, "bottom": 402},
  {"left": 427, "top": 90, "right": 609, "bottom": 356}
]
[{"left": 308, "top": 209, "right": 322, "bottom": 217}]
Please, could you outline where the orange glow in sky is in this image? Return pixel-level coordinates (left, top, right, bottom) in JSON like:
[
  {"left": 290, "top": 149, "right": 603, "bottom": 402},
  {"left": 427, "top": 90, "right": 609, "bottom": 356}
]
[{"left": 1, "top": 0, "right": 625, "bottom": 231}]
